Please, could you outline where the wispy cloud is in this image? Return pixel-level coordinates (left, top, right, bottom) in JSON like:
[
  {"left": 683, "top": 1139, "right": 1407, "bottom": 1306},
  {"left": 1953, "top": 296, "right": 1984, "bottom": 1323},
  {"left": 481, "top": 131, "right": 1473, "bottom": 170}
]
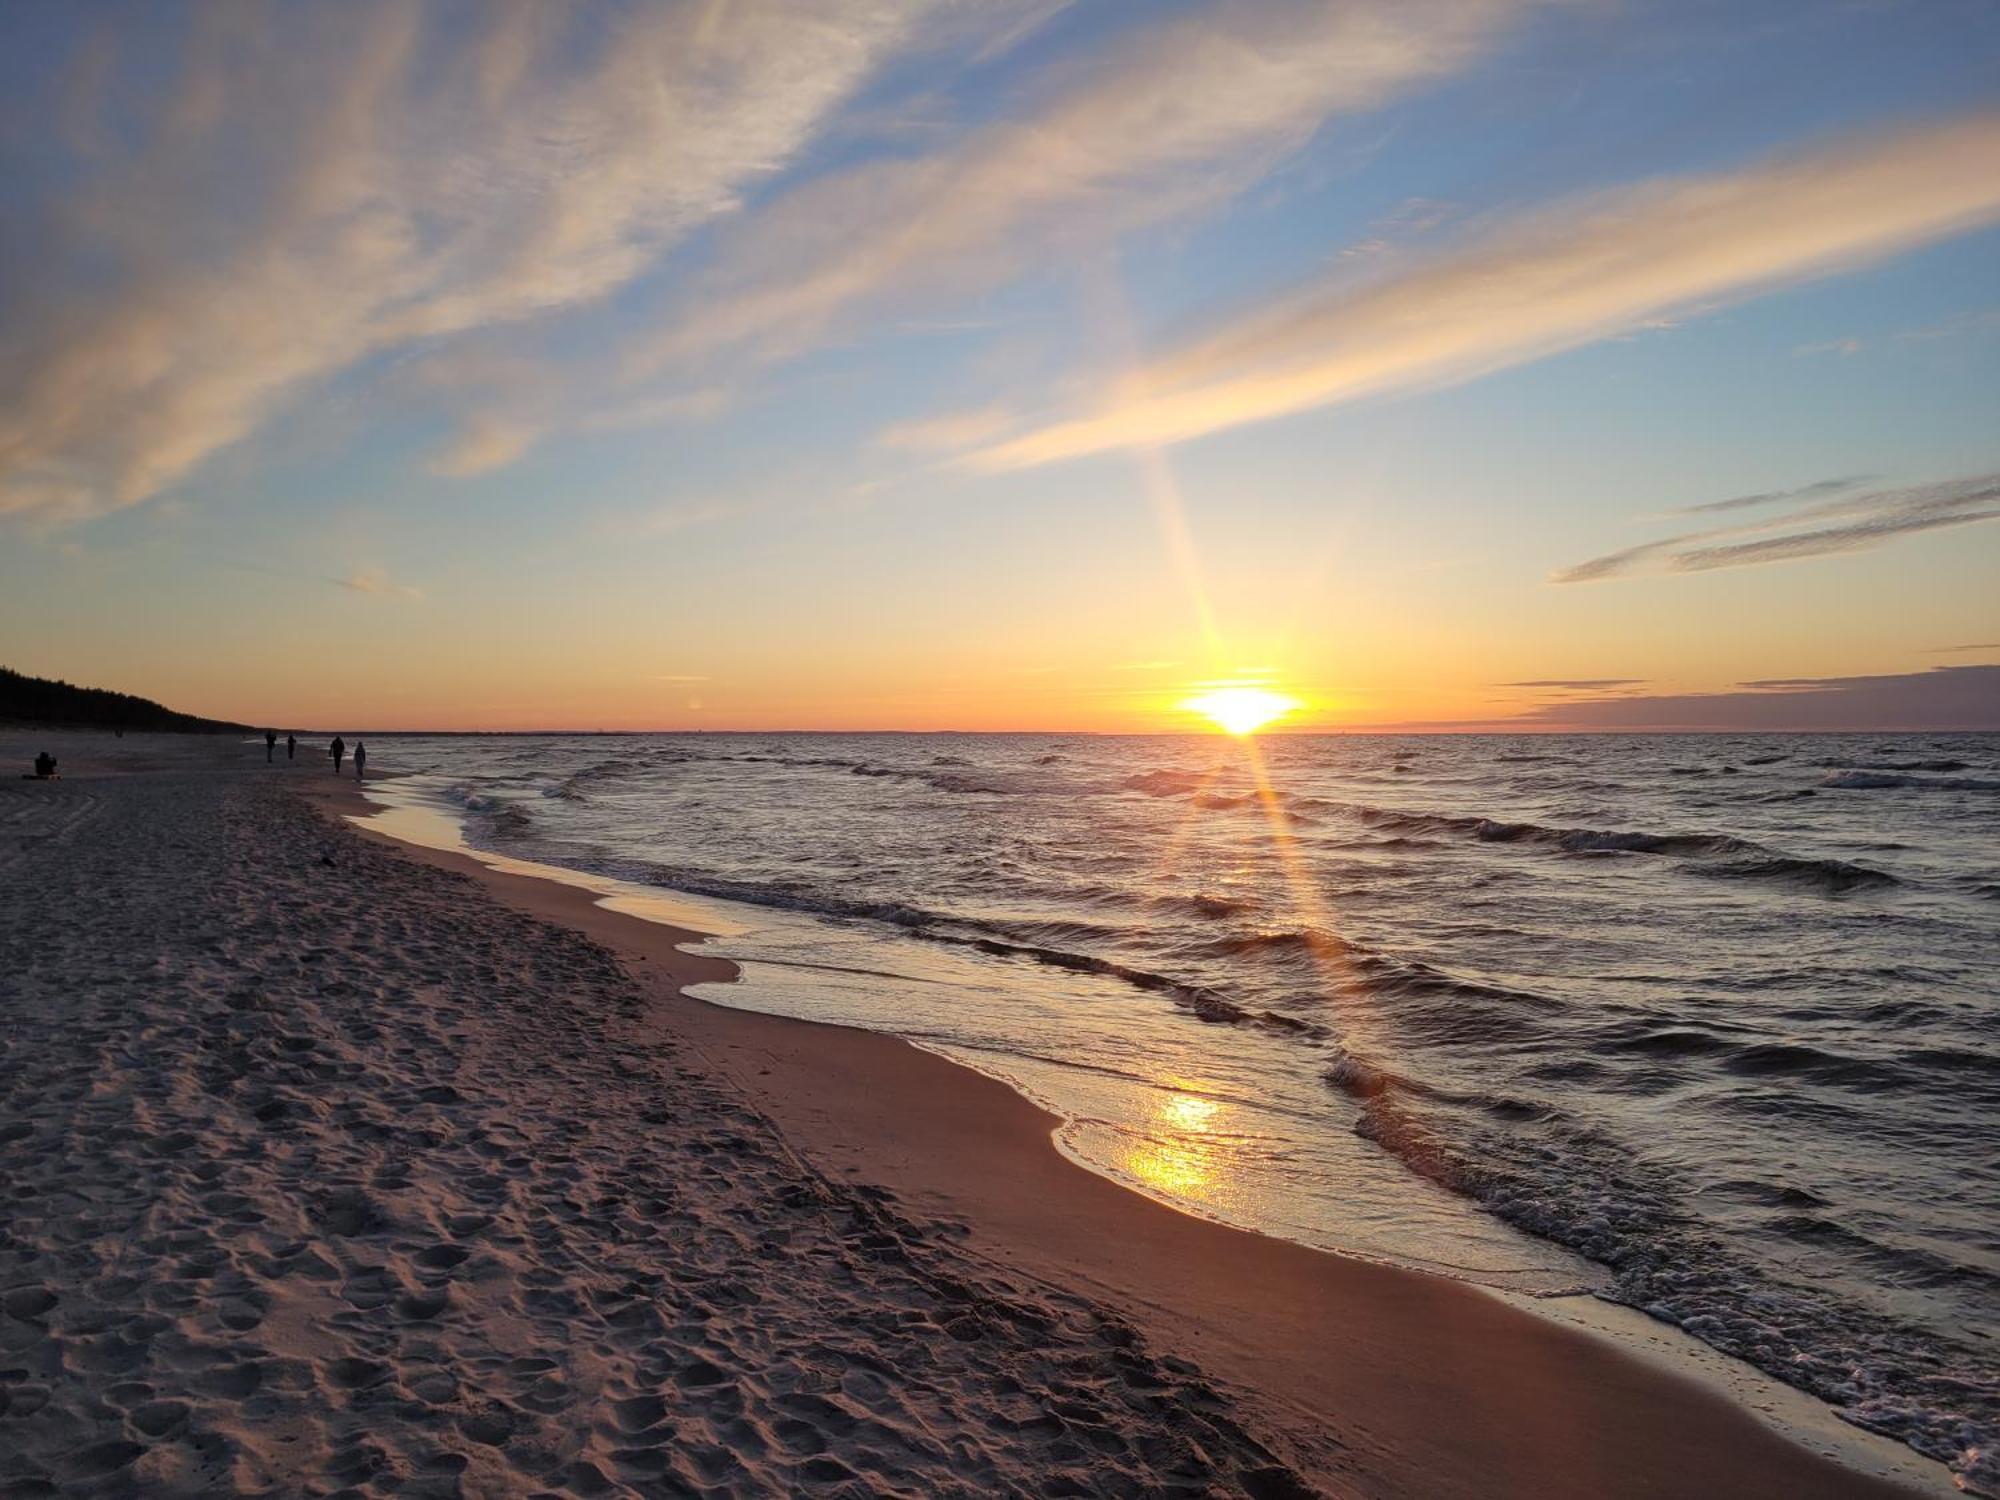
[
  {"left": 956, "top": 112, "right": 2000, "bottom": 471},
  {"left": 1502, "top": 678, "right": 1646, "bottom": 689},
  {"left": 1513, "top": 665, "right": 2000, "bottom": 731},
  {"left": 0, "top": 1, "right": 945, "bottom": 520},
  {"left": 1552, "top": 472, "right": 2000, "bottom": 583},
  {"left": 341, "top": 566, "right": 423, "bottom": 601},
  {"left": 621, "top": 501, "right": 756, "bottom": 537},
  {"left": 634, "top": 0, "right": 1555, "bottom": 378},
  {"left": 220, "top": 556, "right": 420, "bottom": 599},
  {"left": 1794, "top": 307, "right": 2000, "bottom": 358},
  {"left": 426, "top": 416, "right": 542, "bottom": 479},
  {"left": 1932, "top": 642, "right": 2000, "bottom": 654},
  {"left": 1669, "top": 475, "right": 1873, "bottom": 518},
  {"left": 875, "top": 405, "right": 1017, "bottom": 454},
  {"left": 1896, "top": 307, "right": 2000, "bottom": 343}
]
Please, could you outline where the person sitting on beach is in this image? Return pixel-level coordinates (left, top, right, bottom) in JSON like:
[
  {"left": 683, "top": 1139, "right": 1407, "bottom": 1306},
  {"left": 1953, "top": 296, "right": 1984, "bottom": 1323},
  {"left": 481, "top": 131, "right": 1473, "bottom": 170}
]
[
  {"left": 29, "top": 752, "right": 57, "bottom": 780},
  {"left": 331, "top": 735, "right": 346, "bottom": 774},
  {"left": 354, "top": 740, "right": 366, "bottom": 781}
]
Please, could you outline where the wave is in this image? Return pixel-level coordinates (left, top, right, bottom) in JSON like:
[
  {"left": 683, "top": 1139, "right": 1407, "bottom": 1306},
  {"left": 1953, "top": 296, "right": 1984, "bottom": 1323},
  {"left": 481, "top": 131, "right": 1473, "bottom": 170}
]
[
  {"left": 1327, "top": 1075, "right": 1998, "bottom": 1483},
  {"left": 1716, "top": 1041, "right": 1908, "bottom": 1091},
  {"left": 1123, "top": 771, "right": 1328, "bottom": 824},
  {"left": 1181, "top": 928, "right": 1564, "bottom": 1045},
  {"left": 1825, "top": 758, "right": 1971, "bottom": 773},
  {"left": 1325, "top": 1050, "right": 1399, "bottom": 1099},
  {"left": 1190, "top": 790, "right": 1255, "bottom": 809},
  {"left": 1338, "top": 803, "right": 1900, "bottom": 893},
  {"left": 1690, "top": 855, "right": 1899, "bottom": 894},
  {"left": 542, "top": 756, "right": 641, "bottom": 801},
  {"left": 441, "top": 782, "right": 535, "bottom": 836},
  {"left": 586, "top": 864, "right": 1303, "bottom": 1034},
  {"left": 941, "top": 933, "right": 1304, "bottom": 1033},
  {"left": 1065, "top": 883, "right": 1258, "bottom": 921},
  {"left": 1124, "top": 768, "right": 1218, "bottom": 797},
  {"left": 1152, "top": 890, "right": 1258, "bottom": 920},
  {"left": 1323, "top": 833, "right": 1445, "bottom": 851},
  {"left": 1187, "top": 789, "right": 1319, "bottom": 824},
  {"left": 1592, "top": 1026, "right": 1733, "bottom": 1059},
  {"left": 1822, "top": 769, "right": 2000, "bottom": 790},
  {"left": 713, "top": 750, "right": 1032, "bottom": 796},
  {"left": 1471, "top": 819, "right": 1761, "bottom": 857}
]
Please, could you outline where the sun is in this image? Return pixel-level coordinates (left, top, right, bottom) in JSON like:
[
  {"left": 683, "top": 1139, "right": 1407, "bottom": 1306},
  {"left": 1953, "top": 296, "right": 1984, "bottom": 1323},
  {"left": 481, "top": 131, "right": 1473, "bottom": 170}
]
[{"left": 1179, "top": 686, "right": 1301, "bottom": 736}]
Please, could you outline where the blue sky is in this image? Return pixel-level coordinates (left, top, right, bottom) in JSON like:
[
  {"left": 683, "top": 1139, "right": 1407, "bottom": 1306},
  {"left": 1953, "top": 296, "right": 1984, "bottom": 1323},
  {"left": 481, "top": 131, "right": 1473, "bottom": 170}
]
[{"left": 0, "top": 0, "right": 1995, "bottom": 729}]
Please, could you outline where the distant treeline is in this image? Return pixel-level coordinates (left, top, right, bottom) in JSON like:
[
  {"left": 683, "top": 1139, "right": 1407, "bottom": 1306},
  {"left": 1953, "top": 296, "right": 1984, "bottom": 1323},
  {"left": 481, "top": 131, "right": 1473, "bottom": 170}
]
[{"left": 0, "top": 666, "right": 248, "bottom": 733}]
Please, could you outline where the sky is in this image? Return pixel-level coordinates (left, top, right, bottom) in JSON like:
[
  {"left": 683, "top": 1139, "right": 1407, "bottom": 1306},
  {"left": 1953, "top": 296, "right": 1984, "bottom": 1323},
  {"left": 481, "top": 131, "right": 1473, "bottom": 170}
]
[{"left": 1, "top": 0, "right": 1996, "bottom": 733}]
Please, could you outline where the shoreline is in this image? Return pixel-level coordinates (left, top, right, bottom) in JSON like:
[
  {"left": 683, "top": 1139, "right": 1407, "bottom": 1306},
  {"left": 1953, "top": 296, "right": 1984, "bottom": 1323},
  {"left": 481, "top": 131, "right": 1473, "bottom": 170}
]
[
  {"left": 296, "top": 763, "right": 1953, "bottom": 1499},
  {"left": 8, "top": 736, "right": 1326, "bottom": 1495}
]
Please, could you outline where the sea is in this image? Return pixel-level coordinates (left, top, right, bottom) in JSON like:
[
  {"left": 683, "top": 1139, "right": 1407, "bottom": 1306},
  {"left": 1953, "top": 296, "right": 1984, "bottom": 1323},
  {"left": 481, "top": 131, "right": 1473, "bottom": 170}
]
[{"left": 351, "top": 730, "right": 1999, "bottom": 1488}]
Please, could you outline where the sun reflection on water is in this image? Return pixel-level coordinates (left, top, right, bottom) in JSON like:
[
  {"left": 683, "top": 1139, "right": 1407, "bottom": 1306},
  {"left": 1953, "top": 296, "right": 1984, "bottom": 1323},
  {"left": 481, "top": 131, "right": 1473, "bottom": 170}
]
[{"left": 1121, "top": 1085, "right": 1228, "bottom": 1198}]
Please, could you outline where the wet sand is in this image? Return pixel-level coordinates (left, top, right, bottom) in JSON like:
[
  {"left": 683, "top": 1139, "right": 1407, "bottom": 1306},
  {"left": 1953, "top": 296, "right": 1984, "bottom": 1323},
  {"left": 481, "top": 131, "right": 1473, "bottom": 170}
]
[{"left": 0, "top": 731, "right": 1949, "bottom": 1497}]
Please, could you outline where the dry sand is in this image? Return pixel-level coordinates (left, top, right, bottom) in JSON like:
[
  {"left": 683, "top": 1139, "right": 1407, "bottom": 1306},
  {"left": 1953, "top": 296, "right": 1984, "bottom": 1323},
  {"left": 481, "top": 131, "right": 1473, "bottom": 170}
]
[{"left": 0, "top": 732, "right": 1948, "bottom": 1497}]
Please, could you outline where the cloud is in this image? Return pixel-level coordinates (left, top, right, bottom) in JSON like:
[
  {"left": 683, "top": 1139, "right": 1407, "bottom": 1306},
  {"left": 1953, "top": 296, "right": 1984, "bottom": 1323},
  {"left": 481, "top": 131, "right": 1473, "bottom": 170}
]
[
  {"left": 1895, "top": 308, "right": 2000, "bottom": 344},
  {"left": 1670, "top": 474, "right": 1873, "bottom": 517},
  {"left": 341, "top": 566, "right": 422, "bottom": 601},
  {"left": 1502, "top": 678, "right": 1645, "bottom": 689},
  {"left": 1552, "top": 472, "right": 2000, "bottom": 582},
  {"left": 1546, "top": 538, "right": 1682, "bottom": 584},
  {"left": 875, "top": 404, "right": 1018, "bottom": 453},
  {"left": 619, "top": 500, "right": 756, "bottom": 537},
  {"left": 1932, "top": 643, "right": 2000, "bottom": 654},
  {"left": 651, "top": 674, "right": 711, "bottom": 683},
  {"left": 634, "top": 0, "right": 1554, "bottom": 377},
  {"left": 958, "top": 112, "right": 2000, "bottom": 471},
  {"left": 1511, "top": 665, "right": 2000, "bottom": 731},
  {"left": 427, "top": 416, "right": 542, "bottom": 479},
  {"left": 1794, "top": 337, "right": 1866, "bottom": 357},
  {"left": 0, "top": 1, "right": 944, "bottom": 519},
  {"left": 219, "top": 555, "right": 421, "bottom": 598}
]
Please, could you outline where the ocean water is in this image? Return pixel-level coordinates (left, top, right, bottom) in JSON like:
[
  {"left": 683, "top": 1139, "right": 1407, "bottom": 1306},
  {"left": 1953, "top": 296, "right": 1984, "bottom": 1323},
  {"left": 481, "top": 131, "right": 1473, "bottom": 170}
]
[{"left": 356, "top": 731, "right": 2000, "bottom": 1486}]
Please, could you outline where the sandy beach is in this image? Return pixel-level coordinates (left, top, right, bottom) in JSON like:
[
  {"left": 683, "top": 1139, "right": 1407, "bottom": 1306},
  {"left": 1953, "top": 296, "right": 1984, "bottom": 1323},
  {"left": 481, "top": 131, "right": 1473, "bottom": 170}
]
[{"left": 0, "top": 733, "right": 1953, "bottom": 1498}]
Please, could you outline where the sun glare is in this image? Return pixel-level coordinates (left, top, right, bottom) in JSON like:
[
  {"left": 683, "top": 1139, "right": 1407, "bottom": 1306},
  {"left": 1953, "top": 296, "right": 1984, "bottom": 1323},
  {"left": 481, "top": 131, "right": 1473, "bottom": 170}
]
[{"left": 1180, "top": 686, "right": 1300, "bottom": 736}]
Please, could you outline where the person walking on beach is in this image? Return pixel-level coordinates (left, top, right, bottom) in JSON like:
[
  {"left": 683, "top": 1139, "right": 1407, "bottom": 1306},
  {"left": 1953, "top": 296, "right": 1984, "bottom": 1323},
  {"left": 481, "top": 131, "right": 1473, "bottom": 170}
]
[
  {"left": 354, "top": 741, "right": 366, "bottom": 781},
  {"left": 331, "top": 735, "right": 346, "bottom": 774},
  {"left": 286, "top": 733, "right": 296, "bottom": 762},
  {"left": 265, "top": 728, "right": 277, "bottom": 762}
]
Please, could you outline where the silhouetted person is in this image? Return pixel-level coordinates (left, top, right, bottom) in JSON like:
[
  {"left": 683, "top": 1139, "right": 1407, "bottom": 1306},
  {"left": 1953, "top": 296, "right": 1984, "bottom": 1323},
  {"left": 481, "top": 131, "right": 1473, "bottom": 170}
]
[
  {"left": 265, "top": 728, "right": 277, "bottom": 762},
  {"left": 29, "top": 752, "right": 57, "bottom": 780},
  {"left": 331, "top": 736, "right": 346, "bottom": 774},
  {"left": 354, "top": 741, "right": 366, "bottom": 781},
  {"left": 286, "top": 733, "right": 297, "bottom": 762}
]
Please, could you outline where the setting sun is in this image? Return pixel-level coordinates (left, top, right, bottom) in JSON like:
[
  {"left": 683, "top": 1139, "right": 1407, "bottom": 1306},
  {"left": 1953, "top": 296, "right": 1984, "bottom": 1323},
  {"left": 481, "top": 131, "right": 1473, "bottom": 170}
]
[{"left": 1179, "top": 686, "right": 1301, "bottom": 736}]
